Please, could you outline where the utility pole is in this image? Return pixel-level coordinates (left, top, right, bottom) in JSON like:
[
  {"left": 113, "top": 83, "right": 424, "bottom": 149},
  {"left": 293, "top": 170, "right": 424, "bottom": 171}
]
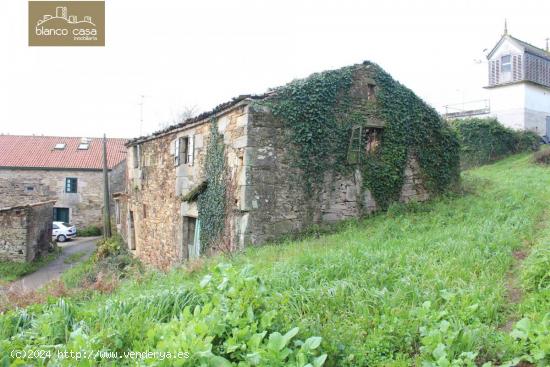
[{"left": 102, "top": 134, "right": 112, "bottom": 238}]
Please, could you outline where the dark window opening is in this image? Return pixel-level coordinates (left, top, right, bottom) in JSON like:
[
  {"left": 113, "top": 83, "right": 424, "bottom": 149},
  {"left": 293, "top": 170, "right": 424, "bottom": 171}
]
[
  {"left": 347, "top": 126, "right": 382, "bottom": 164},
  {"left": 175, "top": 137, "right": 189, "bottom": 166},
  {"left": 65, "top": 178, "right": 77, "bottom": 193},
  {"left": 367, "top": 84, "right": 376, "bottom": 101},
  {"left": 182, "top": 216, "right": 200, "bottom": 259},
  {"left": 364, "top": 128, "right": 382, "bottom": 154},
  {"left": 129, "top": 211, "right": 136, "bottom": 250},
  {"left": 176, "top": 136, "right": 194, "bottom": 166},
  {"left": 53, "top": 207, "right": 70, "bottom": 222}
]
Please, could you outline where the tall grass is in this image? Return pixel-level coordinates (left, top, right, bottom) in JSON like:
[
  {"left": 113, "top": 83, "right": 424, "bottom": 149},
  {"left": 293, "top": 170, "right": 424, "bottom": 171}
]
[{"left": 0, "top": 153, "right": 549, "bottom": 366}]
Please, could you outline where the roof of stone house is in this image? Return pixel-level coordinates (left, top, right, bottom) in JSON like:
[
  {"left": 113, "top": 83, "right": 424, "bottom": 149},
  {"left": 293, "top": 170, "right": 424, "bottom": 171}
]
[
  {"left": 487, "top": 34, "right": 550, "bottom": 61},
  {"left": 0, "top": 135, "right": 127, "bottom": 170},
  {"left": 126, "top": 61, "right": 382, "bottom": 147},
  {"left": 127, "top": 94, "right": 270, "bottom": 146}
]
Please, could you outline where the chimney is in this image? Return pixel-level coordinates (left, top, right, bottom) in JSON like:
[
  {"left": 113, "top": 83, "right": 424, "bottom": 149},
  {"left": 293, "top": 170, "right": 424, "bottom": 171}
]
[{"left": 546, "top": 38, "right": 549, "bottom": 52}]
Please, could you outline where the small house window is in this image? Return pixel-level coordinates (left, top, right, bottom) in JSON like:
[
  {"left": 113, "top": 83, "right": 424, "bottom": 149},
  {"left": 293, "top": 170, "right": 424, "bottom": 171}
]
[
  {"left": 367, "top": 84, "right": 376, "bottom": 101},
  {"left": 54, "top": 143, "right": 66, "bottom": 150},
  {"left": 78, "top": 143, "right": 89, "bottom": 150},
  {"left": 65, "top": 178, "right": 77, "bottom": 193},
  {"left": 501, "top": 55, "right": 512, "bottom": 73},
  {"left": 25, "top": 186, "right": 34, "bottom": 192},
  {"left": 175, "top": 136, "right": 194, "bottom": 166}
]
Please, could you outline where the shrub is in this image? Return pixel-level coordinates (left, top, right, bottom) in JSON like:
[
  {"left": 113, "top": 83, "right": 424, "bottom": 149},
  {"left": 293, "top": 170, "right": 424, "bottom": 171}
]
[
  {"left": 514, "top": 130, "right": 540, "bottom": 153},
  {"left": 95, "top": 235, "right": 123, "bottom": 261},
  {"left": 78, "top": 225, "right": 102, "bottom": 237},
  {"left": 62, "top": 235, "right": 140, "bottom": 289},
  {"left": 533, "top": 148, "right": 550, "bottom": 165},
  {"left": 450, "top": 118, "right": 540, "bottom": 168}
]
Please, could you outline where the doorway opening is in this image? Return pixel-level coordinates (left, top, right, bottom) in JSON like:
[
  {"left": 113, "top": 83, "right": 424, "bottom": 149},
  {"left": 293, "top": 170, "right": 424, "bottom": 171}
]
[
  {"left": 128, "top": 211, "right": 136, "bottom": 250},
  {"left": 182, "top": 216, "right": 201, "bottom": 259}
]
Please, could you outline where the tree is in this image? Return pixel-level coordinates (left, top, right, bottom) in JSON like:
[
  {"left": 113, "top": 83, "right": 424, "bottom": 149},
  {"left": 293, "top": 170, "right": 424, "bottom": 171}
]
[{"left": 158, "top": 105, "right": 199, "bottom": 130}]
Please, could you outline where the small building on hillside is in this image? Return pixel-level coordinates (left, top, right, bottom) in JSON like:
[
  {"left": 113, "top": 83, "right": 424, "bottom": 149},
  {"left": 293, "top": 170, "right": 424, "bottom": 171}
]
[
  {"left": 122, "top": 61, "right": 459, "bottom": 269},
  {"left": 0, "top": 201, "right": 54, "bottom": 262},
  {"left": 444, "top": 26, "right": 550, "bottom": 136},
  {"left": 0, "top": 135, "right": 127, "bottom": 228}
]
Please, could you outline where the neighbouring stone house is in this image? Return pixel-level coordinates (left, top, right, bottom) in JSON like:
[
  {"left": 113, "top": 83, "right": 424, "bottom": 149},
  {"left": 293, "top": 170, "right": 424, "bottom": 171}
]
[
  {"left": 0, "top": 201, "right": 54, "bottom": 262},
  {"left": 0, "top": 135, "right": 127, "bottom": 228},
  {"left": 122, "top": 61, "right": 459, "bottom": 268}
]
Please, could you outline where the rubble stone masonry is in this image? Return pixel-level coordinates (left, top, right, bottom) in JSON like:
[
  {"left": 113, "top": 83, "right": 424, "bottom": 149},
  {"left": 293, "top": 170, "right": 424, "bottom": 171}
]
[
  {"left": 124, "top": 67, "right": 430, "bottom": 268},
  {"left": 0, "top": 201, "right": 53, "bottom": 262},
  {"left": 0, "top": 165, "right": 126, "bottom": 228}
]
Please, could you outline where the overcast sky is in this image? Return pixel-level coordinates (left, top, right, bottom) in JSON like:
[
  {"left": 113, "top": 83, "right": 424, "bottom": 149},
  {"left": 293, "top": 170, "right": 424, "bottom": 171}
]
[{"left": 1, "top": 0, "right": 549, "bottom": 139}]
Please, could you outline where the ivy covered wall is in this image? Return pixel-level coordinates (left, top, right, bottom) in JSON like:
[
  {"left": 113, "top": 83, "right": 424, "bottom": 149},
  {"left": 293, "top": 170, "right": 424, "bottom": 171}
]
[{"left": 265, "top": 61, "right": 460, "bottom": 212}]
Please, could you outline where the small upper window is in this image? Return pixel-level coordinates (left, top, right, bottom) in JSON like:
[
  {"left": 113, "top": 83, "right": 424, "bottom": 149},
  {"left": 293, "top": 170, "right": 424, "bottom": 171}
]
[
  {"left": 25, "top": 186, "right": 34, "bottom": 192},
  {"left": 65, "top": 177, "right": 77, "bottom": 193},
  {"left": 367, "top": 84, "right": 376, "bottom": 101},
  {"left": 78, "top": 143, "right": 89, "bottom": 150},
  {"left": 501, "top": 55, "right": 512, "bottom": 73},
  {"left": 175, "top": 136, "right": 194, "bottom": 166},
  {"left": 54, "top": 143, "right": 66, "bottom": 150}
]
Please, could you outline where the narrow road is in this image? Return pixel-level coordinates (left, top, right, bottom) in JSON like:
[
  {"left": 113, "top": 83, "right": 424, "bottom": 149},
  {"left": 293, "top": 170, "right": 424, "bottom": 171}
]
[{"left": 10, "top": 237, "right": 99, "bottom": 291}]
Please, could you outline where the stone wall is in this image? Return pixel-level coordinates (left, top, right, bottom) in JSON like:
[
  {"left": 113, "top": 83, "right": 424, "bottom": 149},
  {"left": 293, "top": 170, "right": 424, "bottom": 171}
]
[
  {"left": 238, "top": 67, "right": 429, "bottom": 246},
  {"left": 0, "top": 167, "right": 125, "bottom": 228},
  {"left": 0, "top": 201, "right": 54, "bottom": 262},
  {"left": 124, "top": 67, "right": 431, "bottom": 268},
  {"left": 126, "top": 103, "right": 249, "bottom": 268},
  {"left": 241, "top": 103, "right": 380, "bottom": 245}
]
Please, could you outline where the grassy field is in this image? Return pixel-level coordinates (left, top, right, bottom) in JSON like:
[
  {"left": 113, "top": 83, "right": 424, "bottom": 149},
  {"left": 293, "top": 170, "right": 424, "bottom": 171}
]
[{"left": 0, "top": 153, "right": 548, "bottom": 366}]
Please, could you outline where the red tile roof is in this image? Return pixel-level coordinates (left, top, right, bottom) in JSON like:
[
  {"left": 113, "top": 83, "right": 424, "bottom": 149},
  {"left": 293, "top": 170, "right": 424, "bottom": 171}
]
[{"left": 0, "top": 135, "right": 127, "bottom": 170}]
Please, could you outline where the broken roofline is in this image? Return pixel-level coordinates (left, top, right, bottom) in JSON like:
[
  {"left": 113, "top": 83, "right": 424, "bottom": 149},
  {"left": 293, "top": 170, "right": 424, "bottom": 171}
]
[
  {"left": 126, "top": 61, "right": 380, "bottom": 147},
  {"left": 126, "top": 94, "right": 270, "bottom": 147}
]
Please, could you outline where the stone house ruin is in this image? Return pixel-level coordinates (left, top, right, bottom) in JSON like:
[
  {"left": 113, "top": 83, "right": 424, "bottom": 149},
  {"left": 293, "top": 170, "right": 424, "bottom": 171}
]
[
  {"left": 0, "top": 135, "right": 127, "bottom": 228},
  {"left": 0, "top": 201, "right": 54, "bottom": 262},
  {"left": 123, "top": 61, "right": 459, "bottom": 268}
]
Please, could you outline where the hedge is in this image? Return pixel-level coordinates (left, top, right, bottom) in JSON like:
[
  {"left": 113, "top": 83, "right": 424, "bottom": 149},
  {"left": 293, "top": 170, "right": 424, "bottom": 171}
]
[{"left": 450, "top": 118, "right": 539, "bottom": 168}]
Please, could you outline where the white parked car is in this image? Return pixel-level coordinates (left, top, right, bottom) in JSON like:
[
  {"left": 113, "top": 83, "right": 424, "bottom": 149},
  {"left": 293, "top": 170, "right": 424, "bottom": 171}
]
[{"left": 52, "top": 221, "right": 77, "bottom": 242}]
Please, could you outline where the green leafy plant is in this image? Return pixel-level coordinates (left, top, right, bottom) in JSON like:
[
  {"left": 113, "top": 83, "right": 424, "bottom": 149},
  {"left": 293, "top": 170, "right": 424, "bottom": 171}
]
[
  {"left": 78, "top": 225, "right": 102, "bottom": 237},
  {"left": 0, "top": 263, "right": 326, "bottom": 366},
  {"left": 503, "top": 315, "right": 550, "bottom": 367},
  {"left": 450, "top": 118, "right": 539, "bottom": 168},
  {"left": 197, "top": 119, "right": 227, "bottom": 250},
  {"left": 269, "top": 61, "right": 460, "bottom": 210}
]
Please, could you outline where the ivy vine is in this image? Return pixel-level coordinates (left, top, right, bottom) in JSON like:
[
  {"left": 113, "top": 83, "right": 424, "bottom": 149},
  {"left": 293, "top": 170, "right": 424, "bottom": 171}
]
[
  {"left": 268, "top": 61, "right": 460, "bottom": 211},
  {"left": 270, "top": 68, "right": 355, "bottom": 192},
  {"left": 364, "top": 62, "right": 460, "bottom": 209},
  {"left": 197, "top": 119, "right": 226, "bottom": 249}
]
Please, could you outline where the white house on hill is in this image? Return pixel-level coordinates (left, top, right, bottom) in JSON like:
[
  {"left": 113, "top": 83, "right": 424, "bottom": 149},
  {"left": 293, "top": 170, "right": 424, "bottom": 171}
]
[{"left": 446, "top": 27, "right": 550, "bottom": 137}]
